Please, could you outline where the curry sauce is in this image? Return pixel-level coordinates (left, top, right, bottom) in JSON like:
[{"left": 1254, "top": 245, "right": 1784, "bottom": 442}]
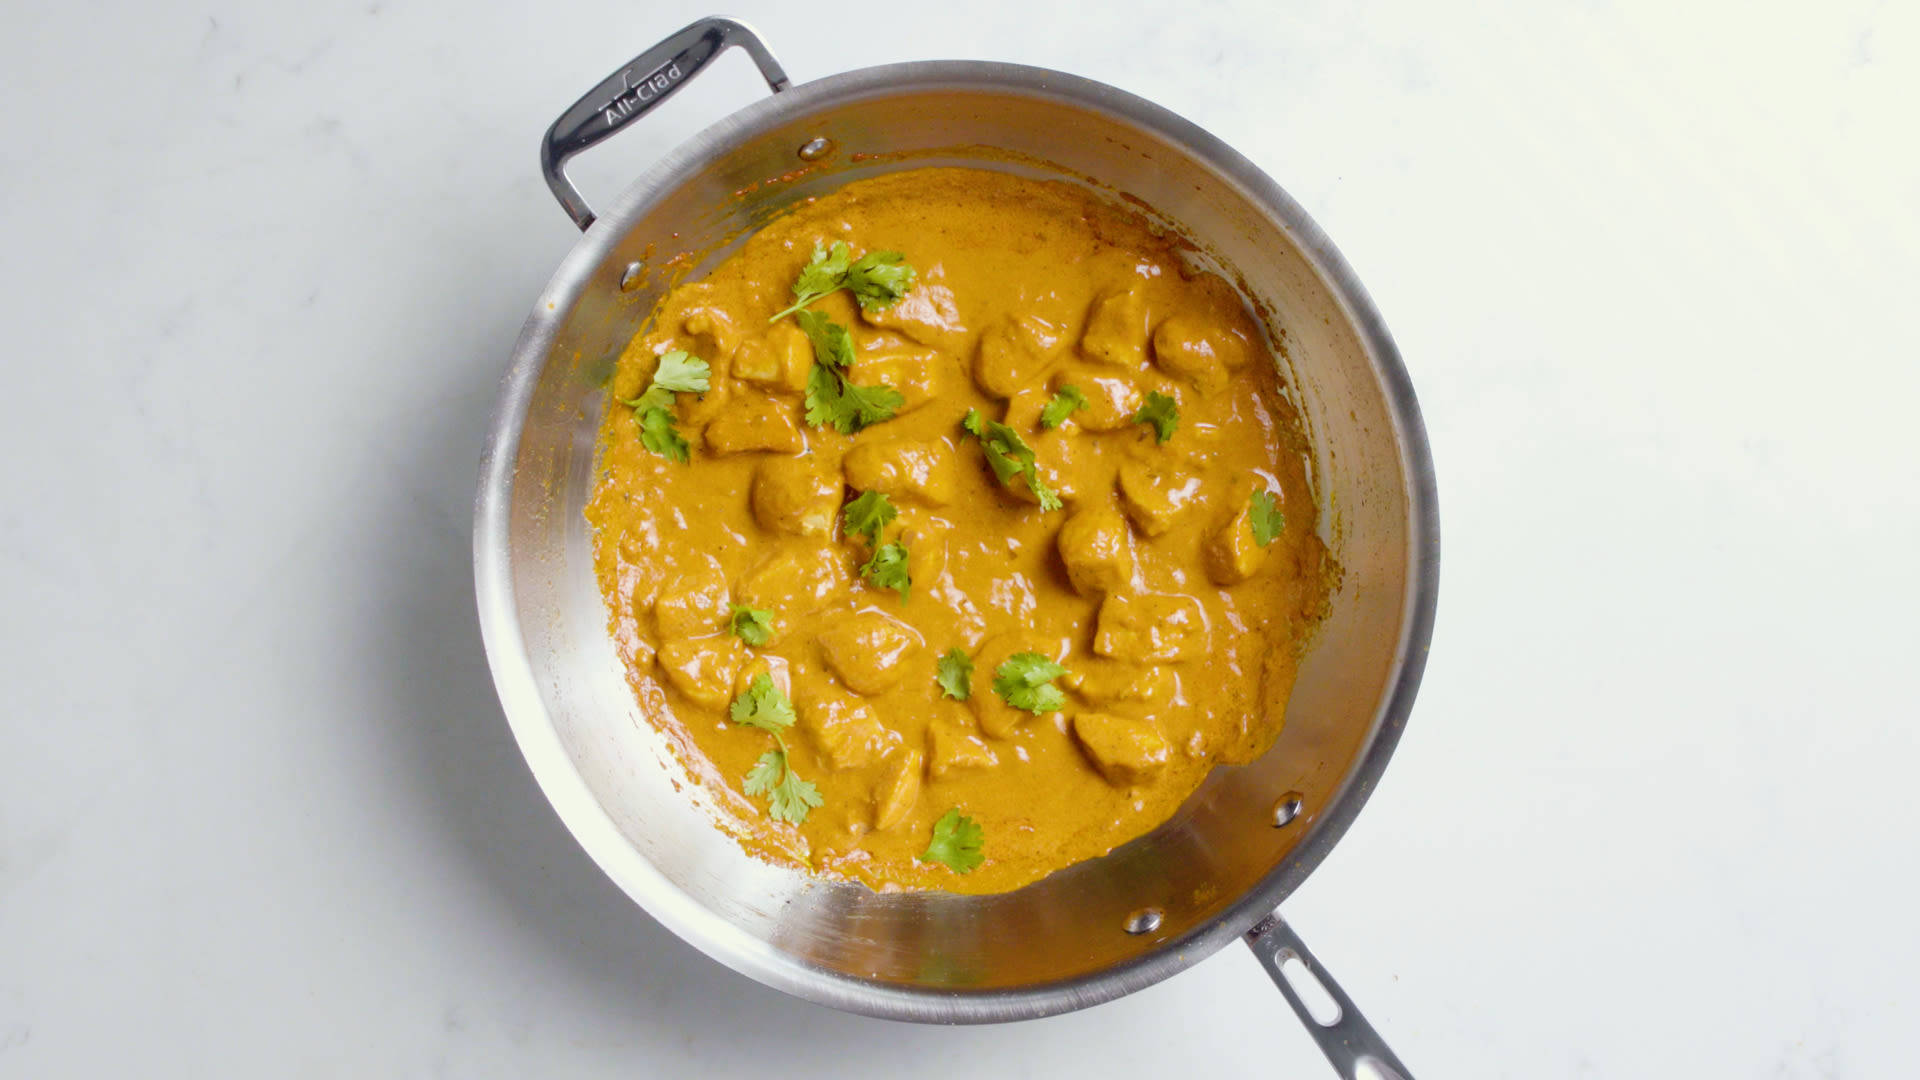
[{"left": 587, "top": 168, "right": 1325, "bottom": 894}]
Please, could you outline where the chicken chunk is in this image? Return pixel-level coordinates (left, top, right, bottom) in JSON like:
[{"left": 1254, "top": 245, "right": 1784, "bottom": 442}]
[
  {"left": 817, "top": 610, "right": 923, "bottom": 695},
  {"left": 1159, "top": 308, "right": 1255, "bottom": 370},
  {"left": 659, "top": 311, "right": 735, "bottom": 430},
  {"left": 1093, "top": 592, "right": 1209, "bottom": 663},
  {"left": 730, "top": 658, "right": 788, "bottom": 700},
  {"left": 1204, "top": 488, "right": 1274, "bottom": 585},
  {"left": 1150, "top": 313, "right": 1246, "bottom": 393},
  {"left": 1126, "top": 419, "right": 1222, "bottom": 471},
  {"left": 750, "top": 455, "right": 843, "bottom": 538},
  {"left": 679, "top": 293, "right": 741, "bottom": 363},
  {"left": 1059, "top": 369, "right": 1144, "bottom": 432},
  {"left": 1079, "top": 286, "right": 1151, "bottom": 369},
  {"left": 846, "top": 346, "right": 948, "bottom": 416},
  {"left": 652, "top": 557, "right": 729, "bottom": 638},
  {"left": 731, "top": 321, "right": 812, "bottom": 395},
  {"left": 655, "top": 638, "right": 744, "bottom": 710},
  {"left": 801, "top": 691, "right": 899, "bottom": 770},
  {"left": 860, "top": 282, "right": 966, "bottom": 350},
  {"left": 1064, "top": 661, "right": 1178, "bottom": 707},
  {"left": 973, "top": 314, "right": 1067, "bottom": 398},
  {"left": 902, "top": 518, "right": 951, "bottom": 590},
  {"left": 1116, "top": 460, "right": 1204, "bottom": 537},
  {"left": 871, "top": 749, "right": 924, "bottom": 831},
  {"left": 928, "top": 717, "right": 999, "bottom": 778},
  {"left": 996, "top": 391, "right": 1100, "bottom": 508},
  {"left": 842, "top": 437, "right": 956, "bottom": 507},
  {"left": 1056, "top": 505, "right": 1134, "bottom": 596},
  {"left": 703, "top": 394, "right": 803, "bottom": 455},
  {"left": 736, "top": 542, "right": 850, "bottom": 619},
  {"left": 1072, "top": 712, "right": 1171, "bottom": 786}
]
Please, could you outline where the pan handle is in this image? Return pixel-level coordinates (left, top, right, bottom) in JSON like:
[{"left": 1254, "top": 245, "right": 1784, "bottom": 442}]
[
  {"left": 540, "top": 16, "right": 791, "bottom": 231},
  {"left": 1244, "top": 913, "right": 1414, "bottom": 1079}
]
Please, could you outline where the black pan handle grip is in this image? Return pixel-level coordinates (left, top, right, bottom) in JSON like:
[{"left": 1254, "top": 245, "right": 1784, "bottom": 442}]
[{"left": 540, "top": 16, "right": 790, "bottom": 230}]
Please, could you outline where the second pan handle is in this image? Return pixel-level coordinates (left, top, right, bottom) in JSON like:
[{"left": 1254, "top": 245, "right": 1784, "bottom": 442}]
[
  {"left": 1244, "top": 913, "right": 1414, "bottom": 1079},
  {"left": 539, "top": 16, "right": 790, "bottom": 230}
]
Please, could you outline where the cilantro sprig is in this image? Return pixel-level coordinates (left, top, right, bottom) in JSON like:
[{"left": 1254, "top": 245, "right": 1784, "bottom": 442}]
[
  {"left": 795, "top": 309, "right": 903, "bottom": 434},
  {"left": 993, "top": 652, "right": 1069, "bottom": 715},
  {"left": 617, "top": 349, "right": 711, "bottom": 463},
  {"left": 960, "top": 410, "right": 1061, "bottom": 510},
  {"left": 728, "top": 604, "right": 775, "bottom": 647},
  {"left": 1040, "top": 385, "right": 1088, "bottom": 430},
  {"left": 1250, "top": 490, "right": 1286, "bottom": 547},
  {"left": 768, "top": 244, "right": 915, "bottom": 435},
  {"left": 634, "top": 407, "right": 690, "bottom": 463},
  {"left": 936, "top": 648, "right": 972, "bottom": 701},
  {"left": 861, "top": 540, "right": 911, "bottom": 604},
  {"left": 730, "top": 672, "right": 797, "bottom": 733},
  {"left": 919, "top": 807, "right": 984, "bottom": 874},
  {"left": 1134, "top": 391, "right": 1179, "bottom": 444},
  {"left": 769, "top": 241, "right": 918, "bottom": 323},
  {"left": 842, "top": 489, "right": 898, "bottom": 546},
  {"left": 729, "top": 674, "right": 821, "bottom": 825},
  {"left": 843, "top": 488, "right": 910, "bottom": 602}
]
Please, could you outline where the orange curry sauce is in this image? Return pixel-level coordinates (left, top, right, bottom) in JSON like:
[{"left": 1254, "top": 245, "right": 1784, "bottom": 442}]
[{"left": 587, "top": 168, "right": 1325, "bottom": 894}]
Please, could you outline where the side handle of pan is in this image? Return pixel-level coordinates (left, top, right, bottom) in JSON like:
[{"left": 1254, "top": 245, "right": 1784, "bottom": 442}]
[
  {"left": 1245, "top": 913, "right": 1414, "bottom": 1079},
  {"left": 540, "top": 16, "right": 791, "bottom": 231}
]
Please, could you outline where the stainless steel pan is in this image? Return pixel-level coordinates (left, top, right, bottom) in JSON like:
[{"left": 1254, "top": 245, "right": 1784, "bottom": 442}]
[{"left": 475, "top": 17, "right": 1439, "bottom": 1078}]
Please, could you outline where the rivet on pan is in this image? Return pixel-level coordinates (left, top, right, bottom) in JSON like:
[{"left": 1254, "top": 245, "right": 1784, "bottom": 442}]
[
  {"left": 1123, "top": 908, "right": 1163, "bottom": 935},
  {"left": 619, "top": 262, "right": 643, "bottom": 291},
  {"left": 1273, "top": 792, "right": 1305, "bottom": 827},
  {"left": 798, "top": 137, "right": 835, "bottom": 161}
]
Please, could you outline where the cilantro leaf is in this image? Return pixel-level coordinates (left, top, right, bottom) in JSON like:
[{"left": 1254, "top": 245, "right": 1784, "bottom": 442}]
[
  {"left": 919, "top": 808, "right": 984, "bottom": 874},
  {"left": 1250, "top": 490, "right": 1286, "bottom": 547},
  {"left": 636, "top": 407, "right": 689, "bottom": 463},
  {"left": 841, "top": 379, "right": 906, "bottom": 428},
  {"left": 744, "top": 749, "right": 822, "bottom": 825},
  {"left": 936, "top": 648, "right": 973, "bottom": 701},
  {"left": 844, "top": 250, "right": 916, "bottom": 311},
  {"left": 993, "top": 652, "right": 1069, "bottom": 715},
  {"left": 979, "top": 421, "right": 1033, "bottom": 478},
  {"left": 768, "top": 767, "right": 822, "bottom": 824},
  {"left": 795, "top": 241, "right": 854, "bottom": 301},
  {"left": 619, "top": 351, "right": 712, "bottom": 462},
  {"left": 1040, "top": 385, "right": 1088, "bottom": 429},
  {"left": 843, "top": 489, "right": 898, "bottom": 546},
  {"left": 1134, "top": 391, "right": 1179, "bottom": 443},
  {"left": 628, "top": 385, "right": 674, "bottom": 412},
  {"left": 861, "top": 540, "right": 911, "bottom": 603},
  {"left": 803, "top": 362, "right": 846, "bottom": 431},
  {"left": 730, "top": 677, "right": 818, "bottom": 824},
  {"left": 978, "top": 429, "right": 1027, "bottom": 484},
  {"left": 744, "top": 750, "right": 784, "bottom": 796},
  {"left": 729, "top": 673, "right": 796, "bottom": 733},
  {"left": 769, "top": 241, "right": 854, "bottom": 322},
  {"left": 794, "top": 309, "right": 856, "bottom": 369},
  {"left": 796, "top": 310, "right": 902, "bottom": 433},
  {"left": 805, "top": 359, "right": 905, "bottom": 434},
  {"left": 728, "top": 604, "right": 775, "bottom": 647},
  {"left": 961, "top": 414, "right": 1060, "bottom": 510},
  {"left": 649, "top": 350, "right": 711, "bottom": 395},
  {"left": 770, "top": 242, "right": 916, "bottom": 321}
]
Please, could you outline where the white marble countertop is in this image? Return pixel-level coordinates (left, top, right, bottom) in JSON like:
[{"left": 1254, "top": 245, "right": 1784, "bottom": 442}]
[{"left": 4, "top": 1, "right": 1916, "bottom": 1075}]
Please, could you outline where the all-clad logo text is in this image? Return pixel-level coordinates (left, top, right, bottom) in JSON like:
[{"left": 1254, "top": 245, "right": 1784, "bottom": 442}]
[{"left": 601, "top": 61, "right": 683, "bottom": 127}]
